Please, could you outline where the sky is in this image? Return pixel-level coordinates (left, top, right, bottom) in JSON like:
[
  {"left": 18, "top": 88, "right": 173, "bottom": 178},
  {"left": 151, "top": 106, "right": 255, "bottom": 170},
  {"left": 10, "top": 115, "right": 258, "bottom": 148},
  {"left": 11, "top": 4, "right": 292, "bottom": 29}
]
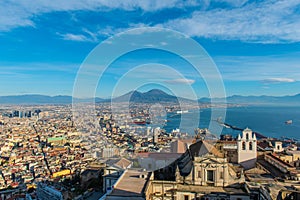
[{"left": 1, "top": 0, "right": 300, "bottom": 99}]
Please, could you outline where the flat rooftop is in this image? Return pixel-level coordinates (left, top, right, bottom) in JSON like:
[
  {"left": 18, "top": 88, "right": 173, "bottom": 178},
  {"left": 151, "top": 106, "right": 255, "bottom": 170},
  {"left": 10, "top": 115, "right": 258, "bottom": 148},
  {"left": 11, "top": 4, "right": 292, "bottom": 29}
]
[{"left": 106, "top": 169, "right": 149, "bottom": 200}]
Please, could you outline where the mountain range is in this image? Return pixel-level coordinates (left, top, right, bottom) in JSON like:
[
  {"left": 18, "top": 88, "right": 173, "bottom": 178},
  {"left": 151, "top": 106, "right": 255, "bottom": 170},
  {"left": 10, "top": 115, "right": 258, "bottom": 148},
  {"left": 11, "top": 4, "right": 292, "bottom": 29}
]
[
  {"left": 0, "top": 90, "right": 299, "bottom": 105},
  {"left": 0, "top": 95, "right": 104, "bottom": 104}
]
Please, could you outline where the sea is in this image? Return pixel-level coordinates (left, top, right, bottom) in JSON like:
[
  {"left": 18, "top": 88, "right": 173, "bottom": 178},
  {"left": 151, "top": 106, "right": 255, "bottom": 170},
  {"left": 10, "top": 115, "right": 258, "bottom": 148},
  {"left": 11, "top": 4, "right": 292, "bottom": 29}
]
[{"left": 162, "top": 106, "right": 300, "bottom": 140}]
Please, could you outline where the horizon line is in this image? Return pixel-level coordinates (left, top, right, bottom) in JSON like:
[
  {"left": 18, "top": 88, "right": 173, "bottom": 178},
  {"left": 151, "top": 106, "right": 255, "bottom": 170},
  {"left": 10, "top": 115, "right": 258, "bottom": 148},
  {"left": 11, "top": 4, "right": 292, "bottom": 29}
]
[{"left": 0, "top": 89, "right": 299, "bottom": 100}]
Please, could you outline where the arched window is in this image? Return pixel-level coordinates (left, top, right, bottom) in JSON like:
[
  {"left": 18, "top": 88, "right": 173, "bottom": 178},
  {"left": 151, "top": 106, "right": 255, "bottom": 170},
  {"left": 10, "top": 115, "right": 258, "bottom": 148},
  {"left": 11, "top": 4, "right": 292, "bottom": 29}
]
[
  {"left": 249, "top": 142, "right": 253, "bottom": 150},
  {"left": 242, "top": 142, "right": 246, "bottom": 150},
  {"left": 246, "top": 133, "right": 249, "bottom": 140}
]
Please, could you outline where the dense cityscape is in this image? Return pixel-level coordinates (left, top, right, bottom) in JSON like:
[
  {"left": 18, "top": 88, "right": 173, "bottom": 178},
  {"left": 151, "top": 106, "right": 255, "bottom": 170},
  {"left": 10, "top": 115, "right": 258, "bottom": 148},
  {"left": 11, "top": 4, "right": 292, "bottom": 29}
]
[
  {"left": 0, "top": 101, "right": 298, "bottom": 200},
  {"left": 1, "top": 1, "right": 300, "bottom": 200}
]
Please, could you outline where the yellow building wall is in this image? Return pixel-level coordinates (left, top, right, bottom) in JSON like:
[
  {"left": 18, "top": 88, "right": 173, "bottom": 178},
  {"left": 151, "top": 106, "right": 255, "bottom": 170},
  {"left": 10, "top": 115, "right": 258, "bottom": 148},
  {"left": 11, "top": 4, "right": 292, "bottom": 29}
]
[{"left": 52, "top": 169, "right": 71, "bottom": 178}]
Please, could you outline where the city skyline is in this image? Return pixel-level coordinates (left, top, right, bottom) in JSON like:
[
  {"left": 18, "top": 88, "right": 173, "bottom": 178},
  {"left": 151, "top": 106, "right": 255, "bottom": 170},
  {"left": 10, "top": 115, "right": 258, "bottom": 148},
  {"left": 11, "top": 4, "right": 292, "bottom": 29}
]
[
  {"left": 1, "top": 0, "right": 300, "bottom": 98},
  {"left": 1, "top": 1, "right": 300, "bottom": 199}
]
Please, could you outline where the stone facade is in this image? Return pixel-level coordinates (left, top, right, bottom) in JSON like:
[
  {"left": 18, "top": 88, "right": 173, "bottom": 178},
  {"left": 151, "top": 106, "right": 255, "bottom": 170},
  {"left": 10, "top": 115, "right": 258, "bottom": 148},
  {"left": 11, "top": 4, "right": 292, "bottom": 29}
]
[
  {"left": 146, "top": 140, "right": 250, "bottom": 200},
  {"left": 175, "top": 154, "right": 229, "bottom": 187}
]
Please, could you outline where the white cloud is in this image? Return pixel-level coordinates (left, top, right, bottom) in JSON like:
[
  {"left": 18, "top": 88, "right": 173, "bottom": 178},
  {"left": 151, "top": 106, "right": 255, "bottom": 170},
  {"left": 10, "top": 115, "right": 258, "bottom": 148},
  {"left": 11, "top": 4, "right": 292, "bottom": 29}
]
[
  {"left": 0, "top": 62, "right": 79, "bottom": 76},
  {"left": 262, "top": 78, "right": 296, "bottom": 84},
  {"left": 56, "top": 29, "right": 102, "bottom": 42},
  {"left": 162, "top": 0, "right": 300, "bottom": 43},
  {"left": 213, "top": 52, "right": 300, "bottom": 81},
  {"left": 60, "top": 33, "right": 90, "bottom": 42},
  {"left": 1, "top": 0, "right": 300, "bottom": 43},
  {"left": 164, "top": 78, "right": 195, "bottom": 84},
  {"left": 0, "top": 0, "right": 198, "bottom": 31}
]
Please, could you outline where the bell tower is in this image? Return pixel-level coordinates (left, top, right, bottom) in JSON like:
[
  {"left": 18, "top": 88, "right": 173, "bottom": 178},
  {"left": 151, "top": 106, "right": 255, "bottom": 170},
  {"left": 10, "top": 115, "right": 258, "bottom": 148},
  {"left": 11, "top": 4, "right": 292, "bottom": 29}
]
[{"left": 237, "top": 128, "right": 257, "bottom": 169}]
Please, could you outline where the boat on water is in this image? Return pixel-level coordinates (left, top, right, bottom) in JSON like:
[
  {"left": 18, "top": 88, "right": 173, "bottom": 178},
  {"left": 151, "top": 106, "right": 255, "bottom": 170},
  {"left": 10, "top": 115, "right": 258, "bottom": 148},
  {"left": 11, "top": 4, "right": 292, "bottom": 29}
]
[
  {"left": 132, "top": 118, "right": 151, "bottom": 125},
  {"left": 133, "top": 120, "right": 146, "bottom": 125},
  {"left": 285, "top": 120, "right": 293, "bottom": 125},
  {"left": 176, "top": 110, "right": 188, "bottom": 114},
  {"left": 220, "top": 123, "right": 231, "bottom": 129}
]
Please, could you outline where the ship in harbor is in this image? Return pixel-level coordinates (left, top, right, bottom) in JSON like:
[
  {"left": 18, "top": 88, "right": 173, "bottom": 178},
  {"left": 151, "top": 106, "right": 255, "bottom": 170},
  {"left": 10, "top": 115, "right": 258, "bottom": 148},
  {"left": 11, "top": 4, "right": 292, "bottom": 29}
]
[
  {"left": 285, "top": 120, "right": 293, "bottom": 125},
  {"left": 176, "top": 110, "right": 188, "bottom": 114},
  {"left": 132, "top": 118, "right": 150, "bottom": 125}
]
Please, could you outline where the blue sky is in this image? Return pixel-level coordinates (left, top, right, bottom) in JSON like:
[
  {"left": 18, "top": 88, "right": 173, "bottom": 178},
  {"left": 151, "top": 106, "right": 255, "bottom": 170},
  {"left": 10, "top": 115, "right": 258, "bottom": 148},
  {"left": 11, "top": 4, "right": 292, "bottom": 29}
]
[{"left": 0, "top": 0, "right": 300, "bottom": 98}]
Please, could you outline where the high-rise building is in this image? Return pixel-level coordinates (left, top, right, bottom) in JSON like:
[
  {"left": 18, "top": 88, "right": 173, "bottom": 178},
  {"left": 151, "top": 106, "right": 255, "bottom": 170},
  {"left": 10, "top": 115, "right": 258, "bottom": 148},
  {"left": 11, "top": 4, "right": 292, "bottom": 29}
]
[
  {"left": 19, "top": 111, "right": 23, "bottom": 118},
  {"left": 146, "top": 127, "right": 152, "bottom": 136},
  {"left": 13, "top": 110, "right": 19, "bottom": 117},
  {"left": 153, "top": 127, "right": 160, "bottom": 144}
]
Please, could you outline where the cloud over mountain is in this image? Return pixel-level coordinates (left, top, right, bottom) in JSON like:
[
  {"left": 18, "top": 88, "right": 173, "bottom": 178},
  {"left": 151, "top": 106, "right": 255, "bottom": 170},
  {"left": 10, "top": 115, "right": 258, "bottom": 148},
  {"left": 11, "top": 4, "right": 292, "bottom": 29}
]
[
  {"left": 164, "top": 78, "right": 195, "bottom": 85},
  {"left": 262, "top": 78, "right": 296, "bottom": 84}
]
